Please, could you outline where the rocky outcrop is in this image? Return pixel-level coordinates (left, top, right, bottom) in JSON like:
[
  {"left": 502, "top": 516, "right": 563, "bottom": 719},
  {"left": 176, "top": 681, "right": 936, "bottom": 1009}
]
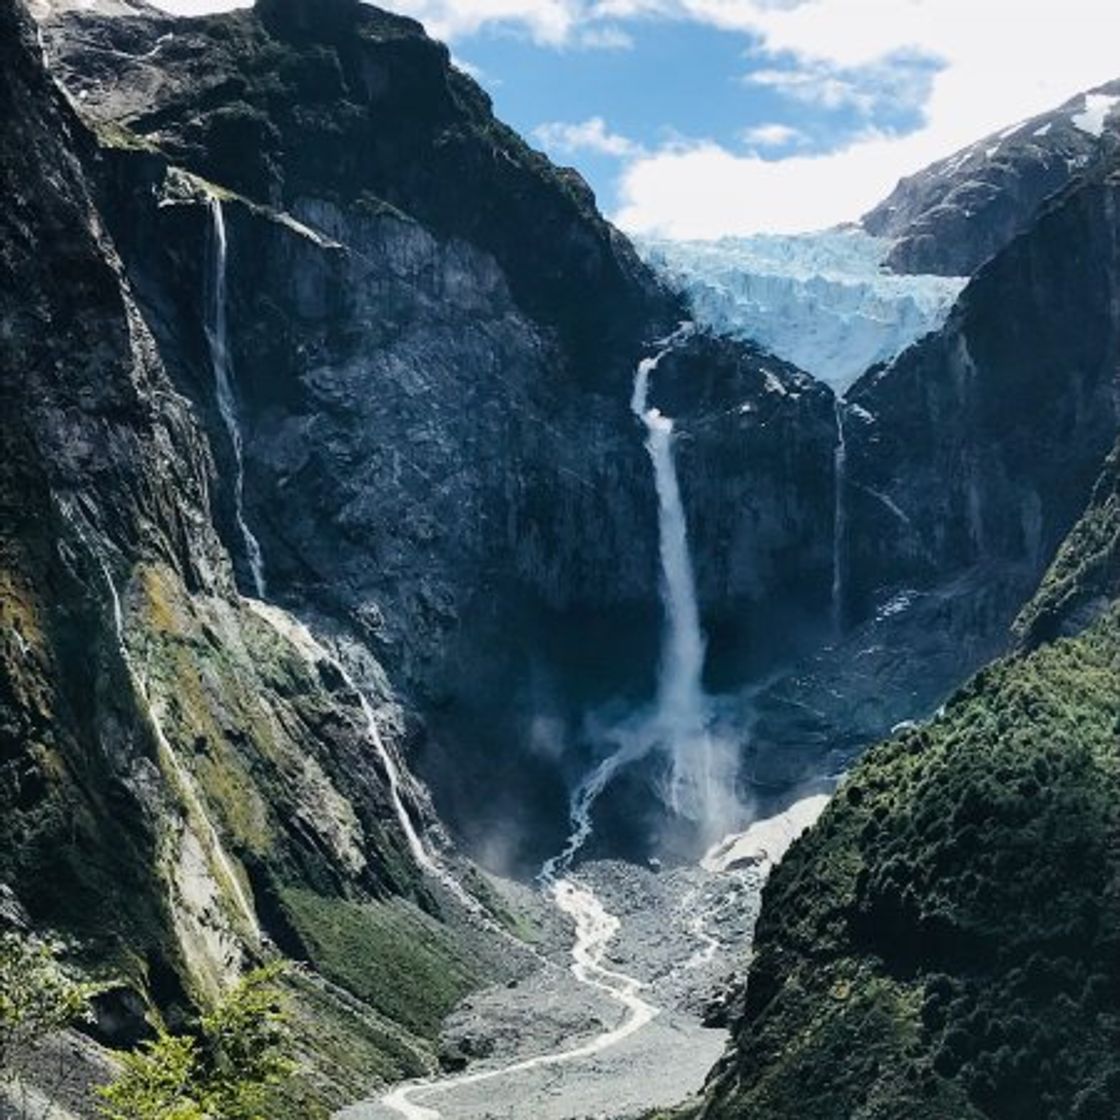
[
  {"left": 864, "top": 79, "right": 1120, "bottom": 276},
  {"left": 847, "top": 160, "right": 1120, "bottom": 625}
]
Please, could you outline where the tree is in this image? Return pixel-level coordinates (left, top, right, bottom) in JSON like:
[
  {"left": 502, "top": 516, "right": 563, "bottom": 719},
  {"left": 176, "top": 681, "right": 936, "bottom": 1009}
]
[
  {"left": 97, "top": 964, "right": 294, "bottom": 1120},
  {"left": 0, "top": 930, "right": 95, "bottom": 1116},
  {"left": 95, "top": 1034, "right": 205, "bottom": 1120}
]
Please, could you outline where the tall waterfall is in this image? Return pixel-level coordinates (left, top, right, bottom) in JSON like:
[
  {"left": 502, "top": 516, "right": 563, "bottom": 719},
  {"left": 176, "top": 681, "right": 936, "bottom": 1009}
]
[
  {"left": 206, "top": 197, "right": 266, "bottom": 599},
  {"left": 631, "top": 327, "right": 738, "bottom": 830},
  {"left": 831, "top": 397, "right": 847, "bottom": 635},
  {"left": 541, "top": 326, "right": 740, "bottom": 877}
]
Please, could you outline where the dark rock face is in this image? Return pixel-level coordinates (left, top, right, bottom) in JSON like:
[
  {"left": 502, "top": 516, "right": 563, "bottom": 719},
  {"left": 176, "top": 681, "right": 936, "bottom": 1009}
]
[
  {"left": 1, "top": 0, "right": 221, "bottom": 962},
  {"left": 40, "top": 0, "right": 668, "bottom": 378},
  {"left": 653, "top": 335, "right": 836, "bottom": 681},
  {"left": 864, "top": 79, "right": 1120, "bottom": 276},
  {"left": 848, "top": 164, "right": 1120, "bottom": 620},
  {"left": 34, "top": 0, "right": 841, "bottom": 870},
  {"left": 1, "top": 2, "right": 512, "bottom": 1087}
]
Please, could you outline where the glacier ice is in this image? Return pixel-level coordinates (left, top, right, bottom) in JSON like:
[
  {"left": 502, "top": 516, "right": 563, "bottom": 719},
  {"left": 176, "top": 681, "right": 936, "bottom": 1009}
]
[{"left": 637, "top": 226, "right": 967, "bottom": 392}]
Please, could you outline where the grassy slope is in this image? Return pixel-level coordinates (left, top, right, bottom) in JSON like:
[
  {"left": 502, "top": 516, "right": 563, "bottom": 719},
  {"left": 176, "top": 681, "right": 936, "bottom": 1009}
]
[{"left": 693, "top": 449, "right": 1120, "bottom": 1120}]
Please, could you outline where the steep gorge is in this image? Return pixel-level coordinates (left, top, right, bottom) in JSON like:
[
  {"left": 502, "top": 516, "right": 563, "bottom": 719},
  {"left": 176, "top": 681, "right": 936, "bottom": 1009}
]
[{"left": 2, "top": 0, "right": 1120, "bottom": 1116}]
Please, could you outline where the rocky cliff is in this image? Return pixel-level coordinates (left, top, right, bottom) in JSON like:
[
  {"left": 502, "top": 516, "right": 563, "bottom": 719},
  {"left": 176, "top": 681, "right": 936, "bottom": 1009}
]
[
  {"left": 32, "top": 0, "right": 841, "bottom": 868},
  {"left": 847, "top": 158, "right": 1120, "bottom": 630},
  {"left": 2, "top": 1, "right": 529, "bottom": 1109}
]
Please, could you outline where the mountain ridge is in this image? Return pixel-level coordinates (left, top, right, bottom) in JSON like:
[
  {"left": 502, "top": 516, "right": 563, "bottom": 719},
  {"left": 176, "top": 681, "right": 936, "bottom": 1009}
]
[{"left": 4, "top": 0, "right": 1120, "bottom": 1115}]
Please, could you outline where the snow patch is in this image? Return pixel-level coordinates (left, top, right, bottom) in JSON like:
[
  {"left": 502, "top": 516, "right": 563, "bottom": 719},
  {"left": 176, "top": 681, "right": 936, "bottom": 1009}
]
[
  {"left": 1071, "top": 93, "right": 1120, "bottom": 138},
  {"left": 702, "top": 794, "right": 831, "bottom": 873},
  {"left": 638, "top": 228, "right": 966, "bottom": 391}
]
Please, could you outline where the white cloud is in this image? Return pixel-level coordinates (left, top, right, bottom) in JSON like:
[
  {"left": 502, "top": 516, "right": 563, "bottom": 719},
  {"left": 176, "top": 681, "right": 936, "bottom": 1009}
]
[
  {"left": 578, "top": 24, "right": 635, "bottom": 47},
  {"left": 534, "top": 116, "right": 646, "bottom": 157},
  {"left": 616, "top": 129, "right": 921, "bottom": 236},
  {"left": 740, "top": 122, "right": 805, "bottom": 147},
  {"left": 148, "top": 0, "right": 1120, "bottom": 235},
  {"left": 747, "top": 65, "right": 874, "bottom": 111},
  {"left": 450, "top": 54, "right": 491, "bottom": 81},
  {"left": 745, "top": 51, "right": 938, "bottom": 120},
  {"left": 377, "top": 0, "right": 584, "bottom": 44},
  {"left": 612, "top": 0, "right": 1120, "bottom": 234}
]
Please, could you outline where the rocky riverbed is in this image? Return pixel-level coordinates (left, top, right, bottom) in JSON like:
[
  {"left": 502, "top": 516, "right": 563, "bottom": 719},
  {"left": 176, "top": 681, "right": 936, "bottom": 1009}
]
[{"left": 339, "top": 796, "right": 829, "bottom": 1120}]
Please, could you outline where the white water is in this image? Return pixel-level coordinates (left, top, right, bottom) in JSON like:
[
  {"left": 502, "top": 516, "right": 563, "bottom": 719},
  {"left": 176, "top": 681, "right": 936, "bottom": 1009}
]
[
  {"left": 538, "top": 735, "right": 649, "bottom": 884},
  {"left": 832, "top": 398, "right": 848, "bottom": 635},
  {"left": 206, "top": 197, "right": 266, "bottom": 599},
  {"left": 632, "top": 328, "right": 739, "bottom": 831}
]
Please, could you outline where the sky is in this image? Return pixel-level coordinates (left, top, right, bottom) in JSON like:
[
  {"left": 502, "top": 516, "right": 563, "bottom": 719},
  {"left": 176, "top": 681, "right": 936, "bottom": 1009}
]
[{"left": 153, "top": 0, "right": 1120, "bottom": 237}]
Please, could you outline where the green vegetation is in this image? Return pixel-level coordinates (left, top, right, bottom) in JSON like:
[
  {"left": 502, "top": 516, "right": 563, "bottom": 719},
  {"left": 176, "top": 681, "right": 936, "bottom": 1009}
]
[
  {"left": 98, "top": 964, "right": 294, "bottom": 1120},
  {"left": 280, "top": 888, "right": 479, "bottom": 1040},
  {"left": 91, "top": 121, "right": 160, "bottom": 154},
  {"left": 697, "top": 605, "right": 1120, "bottom": 1120},
  {"left": 0, "top": 931, "right": 93, "bottom": 1076}
]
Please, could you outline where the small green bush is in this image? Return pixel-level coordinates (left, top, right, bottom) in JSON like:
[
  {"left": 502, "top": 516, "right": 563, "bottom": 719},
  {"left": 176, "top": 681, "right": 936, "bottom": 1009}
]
[
  {"left": 0, "top": 931, "right": 93, "bottom": 1075},
  {"left": 98, "top": 964, "right": 294, "bottom": 1120}
]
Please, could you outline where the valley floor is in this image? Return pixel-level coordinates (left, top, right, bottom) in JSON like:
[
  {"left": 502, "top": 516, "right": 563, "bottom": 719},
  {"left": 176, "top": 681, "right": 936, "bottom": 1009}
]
[{"left": 340, "top": 799, "right": 828, "bottom": 1120}]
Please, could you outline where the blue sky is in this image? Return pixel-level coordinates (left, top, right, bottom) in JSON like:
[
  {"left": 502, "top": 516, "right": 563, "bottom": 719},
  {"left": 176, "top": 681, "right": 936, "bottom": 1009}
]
[
  {"left": 158, "top": 1, "right": 1120, "bottom": 236},
  {"left": 455, "top": 20, "right": 940, "bottom": 217}
]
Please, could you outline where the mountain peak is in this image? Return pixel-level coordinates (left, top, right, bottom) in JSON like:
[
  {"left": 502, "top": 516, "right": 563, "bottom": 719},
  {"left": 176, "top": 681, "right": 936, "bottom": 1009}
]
[{"left": 864, "top": 76, "right": 1120, "bottom": 276}]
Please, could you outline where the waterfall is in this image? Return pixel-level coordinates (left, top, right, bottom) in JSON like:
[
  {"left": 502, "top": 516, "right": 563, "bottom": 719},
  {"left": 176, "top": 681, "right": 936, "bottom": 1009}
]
[
  {"left": 631, "top": 326, "right": 738, "bottom": 829},
  {"left": 539, "top": 736, "right": 648, "bottom": 883},
  {"left": 206, "top": 197, "right": 266, "bottom": 599},
  {"left": 832, "top": 397, "right": 848, "bottom": 635},
  {"left": 541, "top": 324, "right": 740, "bottom": 877}
]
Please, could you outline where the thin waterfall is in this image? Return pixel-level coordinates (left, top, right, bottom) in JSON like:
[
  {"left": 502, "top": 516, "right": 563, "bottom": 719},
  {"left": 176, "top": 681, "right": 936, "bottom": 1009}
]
[
  {"left": 832, "top": 397, "right": 848, "bottom": 635},
  {"left": 243, "top": 601, "right": 496, "bottom": 923},
  {"left": 206, "top": 197, "right": 266, "bottom": 599}
]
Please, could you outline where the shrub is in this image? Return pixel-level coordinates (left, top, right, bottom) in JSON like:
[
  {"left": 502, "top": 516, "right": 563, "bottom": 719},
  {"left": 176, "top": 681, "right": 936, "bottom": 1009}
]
[
  {"left": 0, "top": 931, "right": 93, "bottom": 1075},
  {"left": 98, "top": 964, "right": 294, "bottom": 1120}
]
